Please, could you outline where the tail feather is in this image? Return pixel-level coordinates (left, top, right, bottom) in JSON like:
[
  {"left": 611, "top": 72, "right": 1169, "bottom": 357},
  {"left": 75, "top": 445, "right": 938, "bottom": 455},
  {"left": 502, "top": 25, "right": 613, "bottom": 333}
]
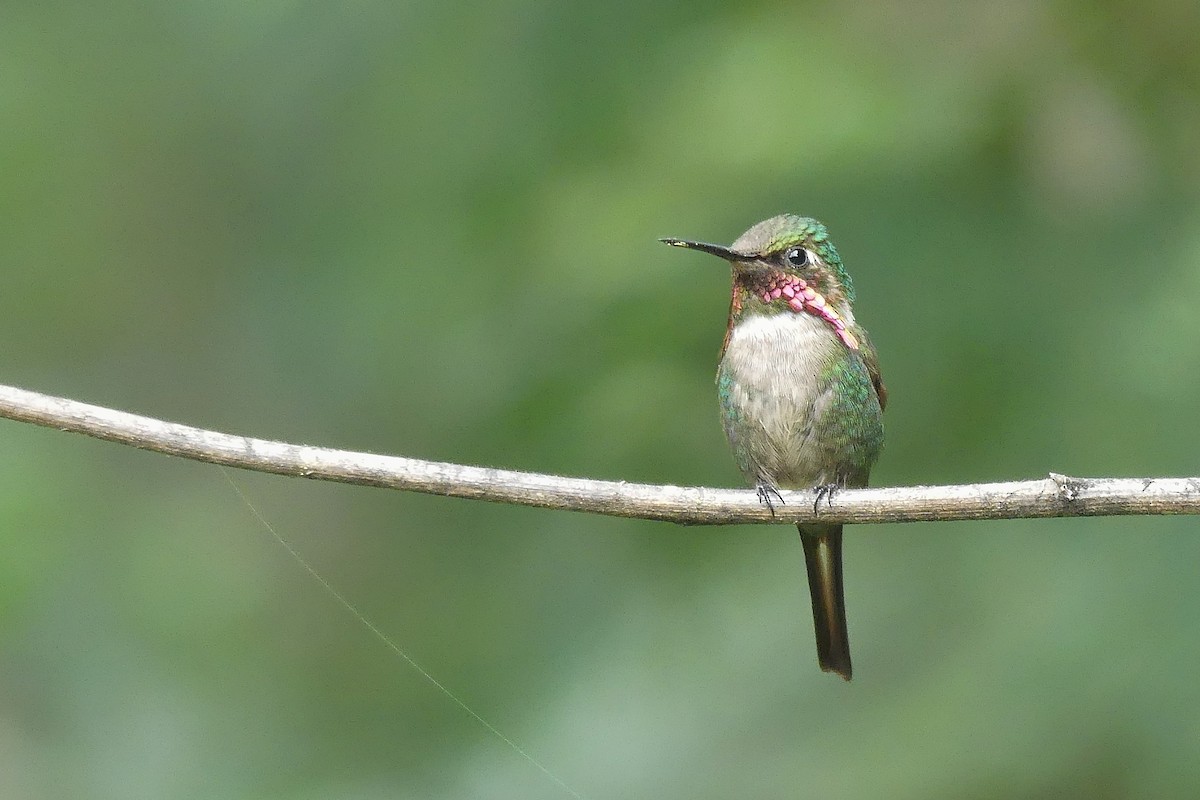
[{"left": 798, "top": 524, "right": 852, "bottom": 680}]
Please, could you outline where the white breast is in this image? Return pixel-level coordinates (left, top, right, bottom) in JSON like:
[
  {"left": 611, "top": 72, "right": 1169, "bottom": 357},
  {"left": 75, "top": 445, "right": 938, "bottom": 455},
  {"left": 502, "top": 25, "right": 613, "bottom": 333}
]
[
  {"left": 723, "top": 312, "right": 838, "bottom": 400},
  {"left": 721, "top": 312, "right": 845, "bottom": 486}
]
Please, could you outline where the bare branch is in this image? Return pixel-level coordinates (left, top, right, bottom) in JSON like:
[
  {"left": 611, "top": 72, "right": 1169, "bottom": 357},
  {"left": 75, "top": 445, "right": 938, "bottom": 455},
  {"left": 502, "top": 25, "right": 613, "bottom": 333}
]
[{"left": 0, "top": 383, "right": 1197, "bottom": 525}]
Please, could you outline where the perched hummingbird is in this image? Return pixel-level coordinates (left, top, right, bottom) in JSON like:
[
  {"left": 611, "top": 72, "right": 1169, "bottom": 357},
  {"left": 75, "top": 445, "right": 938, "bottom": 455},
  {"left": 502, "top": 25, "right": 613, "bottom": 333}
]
[{"left": 662, "top": 215, "right": 886, "bottom": 680}]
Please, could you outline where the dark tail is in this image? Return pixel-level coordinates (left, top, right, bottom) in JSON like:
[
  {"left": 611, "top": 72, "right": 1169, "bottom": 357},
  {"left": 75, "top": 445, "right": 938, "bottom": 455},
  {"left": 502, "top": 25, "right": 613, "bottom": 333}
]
[{"left": 798, "top": 524, "right": 852, "bottom": 680}]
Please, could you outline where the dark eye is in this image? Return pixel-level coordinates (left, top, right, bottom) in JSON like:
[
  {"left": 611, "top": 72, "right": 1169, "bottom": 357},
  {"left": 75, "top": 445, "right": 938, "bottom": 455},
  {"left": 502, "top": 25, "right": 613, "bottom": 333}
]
[{"left": 785, "top": 247, "right": 810, "bottom": 268}]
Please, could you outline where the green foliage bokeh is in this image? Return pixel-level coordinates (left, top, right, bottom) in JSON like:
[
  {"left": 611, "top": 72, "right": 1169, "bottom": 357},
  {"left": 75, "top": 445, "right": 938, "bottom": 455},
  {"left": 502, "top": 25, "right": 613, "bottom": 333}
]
[{"left": 2, "top": 2, "right": 1200, "bottom": 798}]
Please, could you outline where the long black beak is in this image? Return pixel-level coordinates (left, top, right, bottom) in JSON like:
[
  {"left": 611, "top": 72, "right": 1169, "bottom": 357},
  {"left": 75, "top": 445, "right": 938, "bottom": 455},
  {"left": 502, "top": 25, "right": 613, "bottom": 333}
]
[{"left": 659, "top": 237, "right": 748, "bottom": 262}]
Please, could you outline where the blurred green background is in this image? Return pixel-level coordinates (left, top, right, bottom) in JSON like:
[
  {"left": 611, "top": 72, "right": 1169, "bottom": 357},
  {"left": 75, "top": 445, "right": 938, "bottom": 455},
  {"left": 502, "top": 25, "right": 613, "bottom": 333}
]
[{"left": 2, "top": 1, "right": 1200, "bottom": 798}]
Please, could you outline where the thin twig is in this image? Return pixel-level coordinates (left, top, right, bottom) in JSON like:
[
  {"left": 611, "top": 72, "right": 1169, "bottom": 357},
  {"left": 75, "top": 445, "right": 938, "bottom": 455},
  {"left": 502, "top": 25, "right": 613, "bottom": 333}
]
[{"left": 1, "top": 383, "right": 1197, "bottom": 524}]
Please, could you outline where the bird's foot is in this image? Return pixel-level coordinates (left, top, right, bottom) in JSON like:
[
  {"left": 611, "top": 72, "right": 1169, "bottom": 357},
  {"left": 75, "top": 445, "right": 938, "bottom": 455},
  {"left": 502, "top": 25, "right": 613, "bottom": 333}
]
[
  {"left": 756, "top": 481, "right": 785, "bottom": 516},
  {"left": 812, "top": 483, "right": 840, "bottom": 515}
]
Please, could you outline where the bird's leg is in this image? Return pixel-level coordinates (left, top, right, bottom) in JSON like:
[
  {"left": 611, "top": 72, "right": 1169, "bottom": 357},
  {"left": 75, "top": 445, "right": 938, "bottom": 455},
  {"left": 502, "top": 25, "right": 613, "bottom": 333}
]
[
  {"left": 755, "top": 479, "right": 785, "bottom": 516},
  {"left": 812, "top": 483, "right": 841, "bottom": 515}
]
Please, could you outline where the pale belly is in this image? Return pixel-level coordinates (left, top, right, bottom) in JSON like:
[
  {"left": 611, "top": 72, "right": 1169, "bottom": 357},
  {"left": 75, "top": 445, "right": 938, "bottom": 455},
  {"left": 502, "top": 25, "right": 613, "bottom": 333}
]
[{"left": 717, "top": 312, "right": 882, "bottom": 490}]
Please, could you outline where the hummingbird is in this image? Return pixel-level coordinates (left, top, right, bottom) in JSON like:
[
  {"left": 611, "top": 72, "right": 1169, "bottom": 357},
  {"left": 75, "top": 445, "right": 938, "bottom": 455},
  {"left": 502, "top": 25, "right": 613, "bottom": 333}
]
[{"left": 662, "top": 215, "right": 886, "bottom": 680}]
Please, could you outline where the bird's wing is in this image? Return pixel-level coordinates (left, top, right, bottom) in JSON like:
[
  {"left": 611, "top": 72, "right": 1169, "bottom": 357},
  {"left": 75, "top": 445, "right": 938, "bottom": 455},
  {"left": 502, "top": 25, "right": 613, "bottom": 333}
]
[{"left": 854, "top": 326, "right": 887, "bottom": 412}]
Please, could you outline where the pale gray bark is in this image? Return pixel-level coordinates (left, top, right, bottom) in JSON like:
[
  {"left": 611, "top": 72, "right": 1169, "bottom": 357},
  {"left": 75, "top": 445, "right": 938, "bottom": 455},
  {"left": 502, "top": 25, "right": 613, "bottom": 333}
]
[{"left": 1, "top": 383, "right": 1197, "bottom": 525}]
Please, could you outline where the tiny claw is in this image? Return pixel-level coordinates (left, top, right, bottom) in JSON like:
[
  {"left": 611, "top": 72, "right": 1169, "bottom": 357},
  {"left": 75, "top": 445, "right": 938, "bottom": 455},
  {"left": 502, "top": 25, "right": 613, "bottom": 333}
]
[
  {"left": 756, "top": 482, "right": 785, "bottom": 516},
  {"left": 812, "top": 484, "right": 839, "bottom": 515}
]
